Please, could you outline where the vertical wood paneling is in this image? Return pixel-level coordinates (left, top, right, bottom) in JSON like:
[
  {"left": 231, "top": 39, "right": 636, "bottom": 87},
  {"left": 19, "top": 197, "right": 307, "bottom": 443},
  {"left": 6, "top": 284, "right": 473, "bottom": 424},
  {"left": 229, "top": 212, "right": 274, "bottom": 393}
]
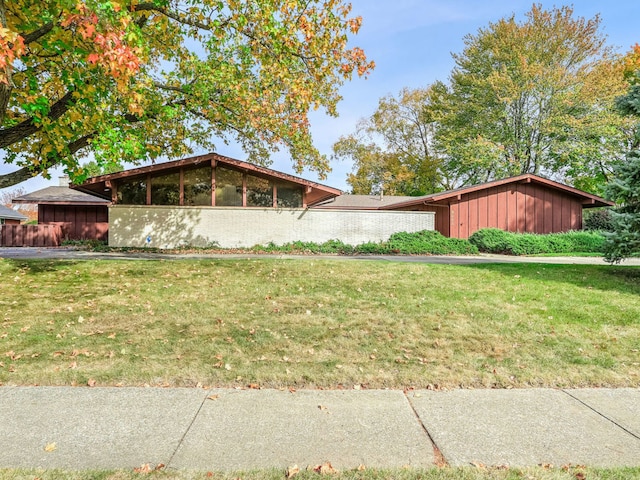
[
  {"left": 506, "top": 187, "right": 517, "bottom": 231},
  {"left": 572, "top": 202, "right": 582, "bottom": 230},
  {"left": 561, "top": 196, "right": 572, "bottom": 232},
  {"left": 478, "top": 190, "right": 488, "bottom": 231},
  {"left": 497, "top": 186, "right": 508, "bottom": 230},
  {"left": 552, "top": 192, "right": 563, "bottom": 232},
  {"left": 0, "top": 225, "right": 63, "bottom": 247},
  {"left": 458, "top": 197, "right": 469, "bottom": 239},
  {"left": 516, "top": 184, "right": 526, "bottom": 233},
  {"left": 450, "top": 201, "right": 459, "bottom": 238},
  {"left": 542, "top": 189, "right": 552, "bottom": 234},
  {"left": 486, "top": 187, "right": 498, "bottom": 229},
  {"left": 467, "top": 191, "right": 478, "bottom": 235},
  {"left": 35, "top": 205, "right": 109, "bottom": 241}
]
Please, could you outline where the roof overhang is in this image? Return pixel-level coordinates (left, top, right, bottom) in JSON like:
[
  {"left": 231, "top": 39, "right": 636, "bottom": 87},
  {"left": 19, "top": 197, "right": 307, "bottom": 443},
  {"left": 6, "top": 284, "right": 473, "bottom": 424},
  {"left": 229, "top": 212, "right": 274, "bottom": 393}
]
[
  {"left": 74, "top": 153, "right": 342, "bottom": 205},
  {"left": 379, "top": 174, "right": 614, "bottom": 210}
]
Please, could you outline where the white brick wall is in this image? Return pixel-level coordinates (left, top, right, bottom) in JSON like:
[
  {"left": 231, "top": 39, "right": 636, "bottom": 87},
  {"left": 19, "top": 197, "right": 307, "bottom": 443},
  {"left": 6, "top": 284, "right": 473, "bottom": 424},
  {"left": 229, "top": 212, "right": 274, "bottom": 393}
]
[{"left": 108, "top": 206, "right": 435, "bottom": 248}]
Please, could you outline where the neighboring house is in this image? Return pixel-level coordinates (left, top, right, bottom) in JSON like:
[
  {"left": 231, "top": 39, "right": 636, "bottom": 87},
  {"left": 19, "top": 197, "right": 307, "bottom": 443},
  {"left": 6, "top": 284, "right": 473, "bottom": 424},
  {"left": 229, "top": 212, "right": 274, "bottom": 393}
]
[
  {"left": 13, "top": 176, "right": 110, "bottom": 241},
  {"left": 0, "top": 204, "right": 28, "bottom": 225},
  {"left": 315, "top": 174, "right": 614, "bottom": 239}
]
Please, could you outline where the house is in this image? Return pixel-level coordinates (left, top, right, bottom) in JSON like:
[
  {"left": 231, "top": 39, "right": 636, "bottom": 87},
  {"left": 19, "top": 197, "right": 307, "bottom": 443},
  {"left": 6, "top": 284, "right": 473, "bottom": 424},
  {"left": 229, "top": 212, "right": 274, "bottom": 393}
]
[
  {"left": 10, "top": 153, "right": 613, "bottom": 248},
  {"left": 0, "top": 204, "right": 28, "bottom": 225},
  {"left": 12, "top": 176, "right": 110, "bottom": 241},
  {"left": 314, "top": 174, "right": 614, "bottom": 239},
  {"left": 72, "top": 153, "right": 435, "bottom": 248}
]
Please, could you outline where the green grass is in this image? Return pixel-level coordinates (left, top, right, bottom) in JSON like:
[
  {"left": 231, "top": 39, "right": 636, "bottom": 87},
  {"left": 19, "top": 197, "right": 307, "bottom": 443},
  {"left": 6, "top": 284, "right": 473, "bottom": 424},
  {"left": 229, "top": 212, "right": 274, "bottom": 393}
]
[
  {"left": 1, "top": 258, "right": 639, "bottom": 389},
  {"left": 2, "top": 466, "right": 640, "bottom": 480}
]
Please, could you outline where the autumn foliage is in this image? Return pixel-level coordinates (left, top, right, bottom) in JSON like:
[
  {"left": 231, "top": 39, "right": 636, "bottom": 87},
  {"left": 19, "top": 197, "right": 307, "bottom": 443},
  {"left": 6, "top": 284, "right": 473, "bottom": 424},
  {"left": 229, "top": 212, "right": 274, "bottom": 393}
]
[{"left": 0, "top": 0, "right": 373, "bottom": 188}]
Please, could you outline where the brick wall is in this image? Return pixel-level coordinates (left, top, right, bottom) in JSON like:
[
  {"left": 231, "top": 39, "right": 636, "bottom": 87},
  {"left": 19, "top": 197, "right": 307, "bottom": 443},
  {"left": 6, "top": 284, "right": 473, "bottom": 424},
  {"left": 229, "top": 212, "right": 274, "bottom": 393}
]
[{"left": 109, "top": 206, "right": 435, "bottom": 248}]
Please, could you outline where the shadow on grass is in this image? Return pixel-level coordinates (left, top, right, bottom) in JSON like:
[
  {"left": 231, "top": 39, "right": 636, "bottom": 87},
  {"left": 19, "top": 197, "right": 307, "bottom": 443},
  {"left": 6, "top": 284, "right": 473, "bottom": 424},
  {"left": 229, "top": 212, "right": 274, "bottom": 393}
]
[
  {"left": 1, "top": 259, "right": 82, "bottom": 274},
  {"left": 461, "top": 262, "right": 640, "bottom": 296}
]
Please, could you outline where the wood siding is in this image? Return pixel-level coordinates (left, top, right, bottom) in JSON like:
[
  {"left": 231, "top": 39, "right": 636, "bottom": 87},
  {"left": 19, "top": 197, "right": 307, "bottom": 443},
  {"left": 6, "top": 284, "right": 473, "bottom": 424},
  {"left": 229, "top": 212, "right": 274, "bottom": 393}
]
[
  {"left": 445, "top": 182, "right": 583, "bottom": 239},
  {"left": 0, "top": 224, "right": 63, "bottom": 247},
  {"left": 38, "top": 205, "right": 109, "bottom": 241}
]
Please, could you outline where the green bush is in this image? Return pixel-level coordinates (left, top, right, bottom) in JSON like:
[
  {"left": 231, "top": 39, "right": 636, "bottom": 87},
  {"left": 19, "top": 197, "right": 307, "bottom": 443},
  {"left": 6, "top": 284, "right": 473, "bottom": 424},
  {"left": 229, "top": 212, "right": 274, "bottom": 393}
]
[
  {"left": 469, "top": 228, "right": 606, "bottom": 255},
  {"left": 378, "top": 230, "right": 478, "bottom": 255},
  {"left": 583, "top": 208, "right": 614, "bottom": 231},
  {"left": 252, "top": 231, "right": 478, "bottom": 255}
]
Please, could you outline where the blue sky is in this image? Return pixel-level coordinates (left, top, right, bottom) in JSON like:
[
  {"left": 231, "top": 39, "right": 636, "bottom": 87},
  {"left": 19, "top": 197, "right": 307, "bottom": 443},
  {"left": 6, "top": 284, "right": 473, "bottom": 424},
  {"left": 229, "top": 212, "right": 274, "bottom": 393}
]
[{"left": 2, "top": 0, "right": 639, "bottom": 195}]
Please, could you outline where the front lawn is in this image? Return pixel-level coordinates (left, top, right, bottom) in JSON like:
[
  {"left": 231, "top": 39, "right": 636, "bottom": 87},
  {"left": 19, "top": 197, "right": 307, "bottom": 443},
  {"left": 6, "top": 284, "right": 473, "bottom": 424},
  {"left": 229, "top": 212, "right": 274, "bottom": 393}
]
[{"left": 1, "top": 258, "right": 639, "bottom": 388}]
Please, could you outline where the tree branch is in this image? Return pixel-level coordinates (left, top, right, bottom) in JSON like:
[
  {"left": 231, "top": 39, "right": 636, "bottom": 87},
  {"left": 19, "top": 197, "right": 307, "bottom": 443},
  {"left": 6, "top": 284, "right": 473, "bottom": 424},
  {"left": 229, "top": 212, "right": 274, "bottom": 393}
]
[
  {"left": 21, "top": 21, "right": 54, "bottom": 45},
  {"left": 0, "top": 90, "right": 75, "bottom": 149}
]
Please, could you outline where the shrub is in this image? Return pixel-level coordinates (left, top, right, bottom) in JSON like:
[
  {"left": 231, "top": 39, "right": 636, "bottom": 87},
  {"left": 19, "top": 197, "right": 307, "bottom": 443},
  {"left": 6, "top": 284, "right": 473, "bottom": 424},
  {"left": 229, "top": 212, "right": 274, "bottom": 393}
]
[
  {"left": 467, "top": 228, "right": 510, "bottom": 253},
  {"left": 469, "top": 228, "right": 606, "bottom": 255},
  {"left": 381, "top": 230, "right": 478, "bottom": 255},
  {"left": 583, "top": 208, "right": 614, "bottom": 231},
  {"left": 252, "top": 231, "right": 478, "bottom": 255}
]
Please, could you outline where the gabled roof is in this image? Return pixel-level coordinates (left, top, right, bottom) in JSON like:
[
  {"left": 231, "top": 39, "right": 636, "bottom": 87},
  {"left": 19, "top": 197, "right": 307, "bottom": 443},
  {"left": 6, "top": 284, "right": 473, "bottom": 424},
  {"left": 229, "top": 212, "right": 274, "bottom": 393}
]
[
  {"left": 312, "top": 194, "right": 417, "bottom": 210},
  {"left": 74, "top": 153, "right": 343, "bottom": 205},
  {"left": 12, "top": 186, "right": 110, "bottom": 205},
  {"left": 0, "top": 204, "right": 28, "bottom": 221},
  {"left": 378, "top": 174, "right": 614, "bottom": 210}
]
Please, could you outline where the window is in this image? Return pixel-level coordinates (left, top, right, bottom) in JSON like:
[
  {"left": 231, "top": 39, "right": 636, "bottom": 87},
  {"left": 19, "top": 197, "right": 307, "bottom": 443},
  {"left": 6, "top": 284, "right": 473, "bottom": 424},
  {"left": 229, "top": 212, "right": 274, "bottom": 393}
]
[
  {"left": 117, "top": 178, "right": 147, "bottom": 204},
  {"left": 247, "top": 175, "right": 273, "bottom": 207},
  {"left": 215, "top": 167, "right": 243, "bottom": 206},
  {"left": 0, "top": 218, "right": 4, "bottom": 225},
  {"left": 184, "top": 166, "right": 212, "bottom": 206},
  {"left": 151, "top": 171, "right": 180, "bottom": 205},
  {"left": 277, "top": 184, "right": 303, "bottom": 208}
]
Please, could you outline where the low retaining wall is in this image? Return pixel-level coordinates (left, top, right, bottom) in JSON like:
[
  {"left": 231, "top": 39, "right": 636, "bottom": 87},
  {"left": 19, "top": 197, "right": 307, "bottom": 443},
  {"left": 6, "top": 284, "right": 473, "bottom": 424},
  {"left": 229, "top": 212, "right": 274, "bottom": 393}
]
[{"left": 109, "top": 206, "right": 435, "bottom": 249}]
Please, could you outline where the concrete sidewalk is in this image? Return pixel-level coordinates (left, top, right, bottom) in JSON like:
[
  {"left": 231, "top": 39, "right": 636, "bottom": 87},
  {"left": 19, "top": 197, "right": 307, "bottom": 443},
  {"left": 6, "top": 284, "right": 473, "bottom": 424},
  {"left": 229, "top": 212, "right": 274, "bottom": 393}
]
[{"left": 0, "top": 387, "right": 639, "bottom": 472}]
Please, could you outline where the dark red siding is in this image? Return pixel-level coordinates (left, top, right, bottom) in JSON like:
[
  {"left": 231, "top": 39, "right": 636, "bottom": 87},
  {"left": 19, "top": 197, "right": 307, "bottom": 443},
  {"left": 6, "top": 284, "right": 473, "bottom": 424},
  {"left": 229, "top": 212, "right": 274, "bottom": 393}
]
[
  {"left": 38, "top": 205, "right": 109, "bottom": 241},
  {"left": 397, "top": 181, "right": 586, "bottom": 239},
  {"left": 1, "top": 224, "right": 63, "bottom": 247},
  {"left": 438, "top": 182, "right": 585, "bottom": 239}
]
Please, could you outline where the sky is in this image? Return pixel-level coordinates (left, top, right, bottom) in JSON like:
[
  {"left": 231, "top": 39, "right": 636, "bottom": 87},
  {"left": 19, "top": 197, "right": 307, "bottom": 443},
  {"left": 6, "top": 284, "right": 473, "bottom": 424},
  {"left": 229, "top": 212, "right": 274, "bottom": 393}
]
[{"left": 2, "top": 0, "right": 639, "bottom": 196}]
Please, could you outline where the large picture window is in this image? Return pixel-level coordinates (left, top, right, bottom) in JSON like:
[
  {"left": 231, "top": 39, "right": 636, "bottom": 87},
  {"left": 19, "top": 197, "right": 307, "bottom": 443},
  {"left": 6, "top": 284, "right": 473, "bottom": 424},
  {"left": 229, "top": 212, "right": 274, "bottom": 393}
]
[
  {"left": 117, "top": 178, "right": 147, "bottom": 205},
  {"left": 151, "top": 172, "right": 180, "bottom": 205},
  {"left": 247, "top": 175, "right": 273, "bottom": 207},
  {"left": 184, "top": 167, "right": 212, "bottom": 206},
  {"left": 277, "top": 184, "right": 303, "bottom": 208},
  {"left": 215, "top": 167, "right": 243, "bottom": 206}
]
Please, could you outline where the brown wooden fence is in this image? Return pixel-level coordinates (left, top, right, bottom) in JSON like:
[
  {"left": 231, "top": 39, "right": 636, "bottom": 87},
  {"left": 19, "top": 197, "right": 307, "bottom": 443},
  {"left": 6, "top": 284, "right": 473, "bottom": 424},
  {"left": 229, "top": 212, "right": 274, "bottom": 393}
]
[{"left": 0, "top": 224, "right": 63, "bottom": 247}]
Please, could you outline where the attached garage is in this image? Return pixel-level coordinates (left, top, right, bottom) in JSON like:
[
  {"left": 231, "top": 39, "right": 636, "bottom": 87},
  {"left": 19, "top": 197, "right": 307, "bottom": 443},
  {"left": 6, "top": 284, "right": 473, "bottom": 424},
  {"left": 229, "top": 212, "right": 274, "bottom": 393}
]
[
  {"left": 316, "top": 174, "right": 613, "bottom": 239},
  {"left": 382, "top": 174, "right": 613, "bottom": 239}
]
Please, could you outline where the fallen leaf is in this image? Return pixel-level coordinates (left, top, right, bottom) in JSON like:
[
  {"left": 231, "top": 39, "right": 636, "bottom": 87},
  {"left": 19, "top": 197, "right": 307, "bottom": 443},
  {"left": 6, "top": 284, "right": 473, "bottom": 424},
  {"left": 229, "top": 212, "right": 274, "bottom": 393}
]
[
  {"left": 44, "top": 442, "right": 57, "bottom": 452},
  {"left": 207, "top": 394, "right": 220, "bottom": 401},
  {"left": 286, "top": 464, "right": 300, "bottom": 478},
  {"left": 87, "top": 379, "right": 97, "bottom": 387},
  {"left": 313, "top": 462, "right": 338, "bottom": 475},
  {"left": 133, "top": 463, "right": 152, "bottom": 473}
]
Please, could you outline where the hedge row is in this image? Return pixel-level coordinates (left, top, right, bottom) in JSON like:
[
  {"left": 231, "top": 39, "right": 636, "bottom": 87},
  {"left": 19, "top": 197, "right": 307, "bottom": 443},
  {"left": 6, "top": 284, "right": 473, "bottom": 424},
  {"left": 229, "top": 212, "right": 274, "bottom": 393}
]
[
  {"left": 468, "top": 228, "right": 606, "bottom": 255},
  {"left": 252, "top": 230, "right": 479, "bottom": 255}
]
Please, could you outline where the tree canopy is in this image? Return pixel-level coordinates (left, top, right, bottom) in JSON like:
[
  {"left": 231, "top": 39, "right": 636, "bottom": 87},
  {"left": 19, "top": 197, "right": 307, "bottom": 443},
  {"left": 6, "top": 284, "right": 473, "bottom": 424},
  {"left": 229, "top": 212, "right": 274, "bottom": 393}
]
[
  {"left": 0, "top": 0, "right": 373, "bottom": 188},
  {"left": 332, "top": 86, "right": 447, "bottom": 195},
  {"left": 434, "top": 4, "right": 634, "bottom": 193},
  {"left": 338, "top": 4, "right": 635, "bottom": 197}
]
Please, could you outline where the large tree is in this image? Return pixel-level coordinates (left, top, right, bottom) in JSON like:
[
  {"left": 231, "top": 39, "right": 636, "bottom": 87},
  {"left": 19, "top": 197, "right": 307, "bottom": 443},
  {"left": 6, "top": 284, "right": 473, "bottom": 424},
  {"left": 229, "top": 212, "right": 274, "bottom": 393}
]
[
  {"left": 434, "top": 4, "right": 634, "bottom": 193},
  {"left": 332, "top": 85, "right": 448, "bottom": 196},
  {"left": 604, "top": 53, "right": 640, "bottom": 263},
  {"left": 0, "top": 0, "right": 373, "bottom": 188}
]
